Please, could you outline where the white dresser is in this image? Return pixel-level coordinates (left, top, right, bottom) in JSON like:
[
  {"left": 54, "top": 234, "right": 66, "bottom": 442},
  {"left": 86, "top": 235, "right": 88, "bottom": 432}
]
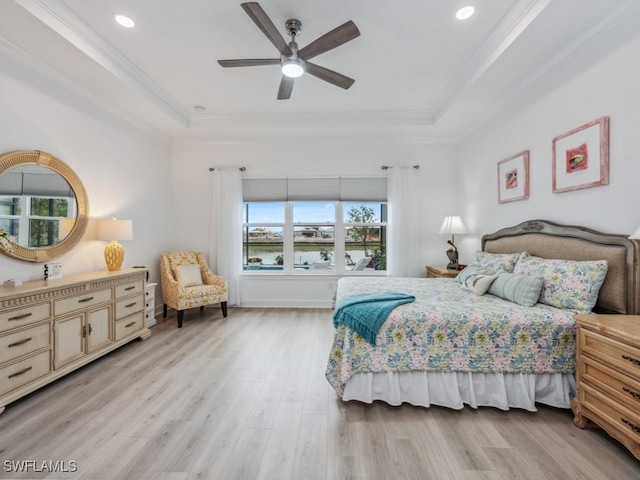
[{"left": 0, "top": 268, "right": 150, "bottom": 415}]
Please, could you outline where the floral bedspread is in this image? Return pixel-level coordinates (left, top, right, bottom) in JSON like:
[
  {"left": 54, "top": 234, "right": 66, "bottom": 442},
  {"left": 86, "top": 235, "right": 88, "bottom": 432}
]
[{"left": 326, "top": 277, "right": 576, "bottom": 397}]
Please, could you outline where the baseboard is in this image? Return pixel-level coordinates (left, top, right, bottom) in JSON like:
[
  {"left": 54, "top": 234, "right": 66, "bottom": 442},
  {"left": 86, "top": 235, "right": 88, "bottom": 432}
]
[{"left": 240, "top": 299, "right": 333, "bottom": 308}]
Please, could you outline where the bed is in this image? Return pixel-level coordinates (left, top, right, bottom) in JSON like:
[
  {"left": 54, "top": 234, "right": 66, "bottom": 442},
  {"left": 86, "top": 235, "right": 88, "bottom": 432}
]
[{"left": 326, "top": 220, "right": 640, "bottom": 411}]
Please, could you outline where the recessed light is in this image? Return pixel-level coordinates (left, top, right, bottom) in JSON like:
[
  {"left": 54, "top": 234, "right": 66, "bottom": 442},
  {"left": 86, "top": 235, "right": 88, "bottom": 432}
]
[
  {"left": 455, "top": 6, "right": 475, "bottom": 20},
  {"left": 114, "top": 14, "right": 135, "bottom": 28}
]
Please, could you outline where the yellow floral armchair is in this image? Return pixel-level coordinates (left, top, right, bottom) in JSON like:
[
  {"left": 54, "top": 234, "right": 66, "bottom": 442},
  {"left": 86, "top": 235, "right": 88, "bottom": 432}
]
[{"left": 160, "top": 251, "right": 228, "bottom": 328}]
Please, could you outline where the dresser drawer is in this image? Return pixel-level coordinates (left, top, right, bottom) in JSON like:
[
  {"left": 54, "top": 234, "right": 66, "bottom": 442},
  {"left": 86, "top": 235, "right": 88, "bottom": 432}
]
[
  {"left": 580, "top": 383, "right": 640, "bottom": 442},
  {"left": 0, "top": 303, "right": 51, "bottom": 334},
  {"left": 0, "top": 350, "right": 51, "bottom": 396},
  {"left": 115, "top": 312, "right": 144, "bottom": 341},
  {"left": 0, "top": 322, "right": 51, "bottom": 365},
  {"left": 115, "top": 294, "right": 144, "bottom": 320},
  {"left": 581, "top": 329, "right": 640, "bottom": 379},
  {"left": 582, "top": 356, "right": 640, "bottom": 413},
  {"left": 54, "top": 288, "right": 112, "bottom": 316},
  {"left": 115, "top": 280, "right": 144, "bottom": 299}
]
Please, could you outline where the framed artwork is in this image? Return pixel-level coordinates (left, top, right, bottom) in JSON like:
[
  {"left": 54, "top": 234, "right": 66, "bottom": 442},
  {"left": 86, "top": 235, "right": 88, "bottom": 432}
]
[
  {"left": 552, "top": 116, "right": 609, "bottom": 193},
  {"left": 497, "top": 150, "right": 529, "bottom": 203}
]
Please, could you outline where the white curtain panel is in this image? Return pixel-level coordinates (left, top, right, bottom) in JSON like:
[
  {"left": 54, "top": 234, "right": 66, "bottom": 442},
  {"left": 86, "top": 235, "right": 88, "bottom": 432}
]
[
  {"left": 209, "top": 168, "right": 243, "bottom": 305},
  {"left": 387, "top": 167, "right": 420, "bottom": 277}
]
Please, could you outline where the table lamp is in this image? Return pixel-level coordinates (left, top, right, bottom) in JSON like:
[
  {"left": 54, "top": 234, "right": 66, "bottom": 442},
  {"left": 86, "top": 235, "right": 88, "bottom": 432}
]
[
  {"left": 96, "top": 218, "right": 133, "bottom": 271},
  {"left": 438, "top": 216, "right": 468, "bottom": 269}
]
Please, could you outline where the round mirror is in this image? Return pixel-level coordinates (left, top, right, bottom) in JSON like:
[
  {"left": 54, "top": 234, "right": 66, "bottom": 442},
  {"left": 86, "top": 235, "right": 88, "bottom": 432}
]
[{"left": 0, "top": 150, "right": 89, "bottom": 262}]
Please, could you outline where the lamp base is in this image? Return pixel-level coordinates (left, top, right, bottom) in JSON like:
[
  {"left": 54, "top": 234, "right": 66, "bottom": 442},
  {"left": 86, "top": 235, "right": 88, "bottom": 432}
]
[
  {"left": 446, "top": 262, "right": 460, "bottom": 270},
  {"left": 104, "top": 240, "right": 125, "bottom": 271}
]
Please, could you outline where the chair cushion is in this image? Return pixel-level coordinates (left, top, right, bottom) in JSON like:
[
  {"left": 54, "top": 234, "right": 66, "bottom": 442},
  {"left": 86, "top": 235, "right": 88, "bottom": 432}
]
[{"left": 175, "top": 264, "right": 203, "bottom": 287}]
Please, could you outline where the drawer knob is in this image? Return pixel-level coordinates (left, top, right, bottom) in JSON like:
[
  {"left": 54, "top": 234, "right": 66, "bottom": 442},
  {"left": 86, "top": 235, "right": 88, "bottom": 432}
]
[
  {"left": 8, "top": 366, "right": 33, "bottom": 379},
  {"left": 622, "top": 355, "right": 640, "bottom": 366},
  {"left": 8, "top": 312, "right": 33, "bottom": 321},
  {"left": 621, "top": 418, "right": 640, "bottom": 434},
  {"left": 8, "top": 337, "right": 32, "bottom": 348},
  {"left": 623, "top": 387, "right": 640, "bottom": 401}
]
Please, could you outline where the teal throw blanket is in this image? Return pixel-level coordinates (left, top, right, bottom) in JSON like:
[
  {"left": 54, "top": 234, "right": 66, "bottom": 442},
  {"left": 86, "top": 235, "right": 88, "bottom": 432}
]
[{"left": 333, "top": 292, "right": 415, "bottom": 346}]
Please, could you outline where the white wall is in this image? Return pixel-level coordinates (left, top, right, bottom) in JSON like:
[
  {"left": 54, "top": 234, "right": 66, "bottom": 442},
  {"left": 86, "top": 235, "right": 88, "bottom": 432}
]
[
  {"left": 0, "top": 59, "right": 175, "bottom": 291},
  {"left": 457, "top": 30, "right": 640, "bottom": 264},
  {"left": 172, "top": 140, "right": 459, "bottom": 306}
]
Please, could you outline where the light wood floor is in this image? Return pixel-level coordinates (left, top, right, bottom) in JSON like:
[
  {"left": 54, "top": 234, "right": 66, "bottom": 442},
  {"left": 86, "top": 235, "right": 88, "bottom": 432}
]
[{"left": 0, "top": 307, "right": 638, "bottom": 480}]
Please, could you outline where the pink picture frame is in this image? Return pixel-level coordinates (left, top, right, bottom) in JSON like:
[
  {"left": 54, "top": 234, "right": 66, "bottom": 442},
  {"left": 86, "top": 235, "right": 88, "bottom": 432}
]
[
  {"left": 497, "top": 150, "right": 529, "bottom": 203},
  {"left": 552, "top": 116, "right": 609, "bottom": 193}
]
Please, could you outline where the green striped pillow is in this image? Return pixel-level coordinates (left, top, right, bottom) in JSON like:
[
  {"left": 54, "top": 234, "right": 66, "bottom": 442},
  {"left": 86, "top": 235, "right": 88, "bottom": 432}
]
[{"left": 488, "top": 272, "right": 544, "bottom": 307}]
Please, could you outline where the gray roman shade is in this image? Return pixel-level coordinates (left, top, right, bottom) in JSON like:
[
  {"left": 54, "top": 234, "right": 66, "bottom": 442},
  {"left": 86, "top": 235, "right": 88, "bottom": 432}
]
[
  {"left": 0, "top": 171, "right": 74, "bottom": 197},
  {"left": 243, "top": 177, "right": 387, "bottom": 202}
]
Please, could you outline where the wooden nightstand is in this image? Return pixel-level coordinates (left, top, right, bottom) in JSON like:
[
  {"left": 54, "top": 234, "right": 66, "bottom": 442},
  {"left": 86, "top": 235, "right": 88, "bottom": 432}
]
[
  {"left": 572, "top": 314, "right": 640, "bottom": 461},
  {"left": 426, "top": 265, "right": 459, "bottom": 279}
]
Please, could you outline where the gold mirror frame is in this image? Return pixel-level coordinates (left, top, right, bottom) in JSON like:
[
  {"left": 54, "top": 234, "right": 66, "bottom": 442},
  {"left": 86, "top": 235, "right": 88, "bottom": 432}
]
[{"left": 0, "top": 150, "right": 89, "bottom": 262}]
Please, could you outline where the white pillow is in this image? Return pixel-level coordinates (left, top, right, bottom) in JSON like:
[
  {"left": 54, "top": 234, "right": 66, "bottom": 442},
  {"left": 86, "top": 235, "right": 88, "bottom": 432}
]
[
  {"left": 175, "top": 264, "right": 203, "bottom": 287},
  {"left": 460, "top": 272, "right": 498, "bottom": 295}
]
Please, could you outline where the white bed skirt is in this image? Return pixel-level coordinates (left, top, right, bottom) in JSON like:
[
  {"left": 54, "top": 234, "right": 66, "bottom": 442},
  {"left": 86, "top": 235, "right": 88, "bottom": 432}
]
[{"left": 342, "top": 371, "right": 576, "bottom": 411}]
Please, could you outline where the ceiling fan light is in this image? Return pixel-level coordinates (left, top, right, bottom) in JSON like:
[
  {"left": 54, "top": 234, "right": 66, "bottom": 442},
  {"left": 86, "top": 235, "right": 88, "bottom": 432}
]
[{"left": 281, "top": 60, "right": 304, "bottom": 78}]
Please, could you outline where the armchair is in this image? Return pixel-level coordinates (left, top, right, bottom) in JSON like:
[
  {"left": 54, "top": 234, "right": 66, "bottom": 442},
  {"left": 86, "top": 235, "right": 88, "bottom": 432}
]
[{"left": 160, "top": 251, "right": 228, "bottom": 328}]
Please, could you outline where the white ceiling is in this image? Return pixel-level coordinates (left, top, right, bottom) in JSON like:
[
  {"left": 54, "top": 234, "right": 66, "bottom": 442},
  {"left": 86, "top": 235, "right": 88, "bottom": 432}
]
[{"left": 1, "top": 0, "right": 639, "bottom": 143}]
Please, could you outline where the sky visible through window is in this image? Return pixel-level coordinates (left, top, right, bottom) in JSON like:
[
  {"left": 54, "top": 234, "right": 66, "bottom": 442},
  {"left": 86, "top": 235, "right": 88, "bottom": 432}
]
[{"left": 244, "top": 202, "right": 383, "bottom": 223}]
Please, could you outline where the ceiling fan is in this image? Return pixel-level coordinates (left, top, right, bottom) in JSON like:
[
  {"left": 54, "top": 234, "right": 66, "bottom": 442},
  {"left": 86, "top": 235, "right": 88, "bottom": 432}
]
[{"left": 217, "top": 2, "right": 360, "bottom": 100}]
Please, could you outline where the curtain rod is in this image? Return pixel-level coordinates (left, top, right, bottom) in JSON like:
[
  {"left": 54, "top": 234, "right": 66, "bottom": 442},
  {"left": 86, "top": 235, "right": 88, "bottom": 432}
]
[
  {"left": 381, "top": 165, "right": 420, "bottom": 170},
  {"left": 208, "top": 167, "right": 246, "bottom": 171}
]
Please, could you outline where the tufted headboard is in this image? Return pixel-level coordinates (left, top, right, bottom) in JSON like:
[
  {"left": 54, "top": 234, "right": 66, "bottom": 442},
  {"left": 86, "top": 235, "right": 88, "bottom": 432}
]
[{"left": 482, "top": 220, "right": 640, "bottom": 315}]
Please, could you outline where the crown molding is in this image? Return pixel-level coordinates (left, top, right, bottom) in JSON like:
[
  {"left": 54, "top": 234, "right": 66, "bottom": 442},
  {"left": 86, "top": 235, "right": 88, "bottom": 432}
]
[
  {"left": 432, "top": 0, "right": 552, "bottom": 122},
  {"left": 190, "top": 109, "right": 434, "bottom": 128},
  {"left": 0, "top": 37, "right": 170, "bottom": 143},
  {"left": 14, "top": 0, "right": 190, "bottom": 127}
]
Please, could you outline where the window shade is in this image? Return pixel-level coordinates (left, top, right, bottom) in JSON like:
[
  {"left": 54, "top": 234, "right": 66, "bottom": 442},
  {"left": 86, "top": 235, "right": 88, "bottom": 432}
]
[
  {"left": 0, "top": 172, "right": 74, "bottom": 197},
  {"left": 243, "top": 177, "right": 387, "bottom": 202}
]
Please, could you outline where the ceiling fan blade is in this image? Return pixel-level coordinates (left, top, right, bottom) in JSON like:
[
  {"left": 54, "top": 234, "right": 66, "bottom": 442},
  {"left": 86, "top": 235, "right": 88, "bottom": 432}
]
[
  {"left": 218, "top": 59, "right": 280, "bottom": 67},
  {"left": 241, "top": 2, "right": 292, "bottom": 56},
  {"left": 277, "top": 76, "right": 294, "bottom": 100},
  {"left": 305, "top": 62, "right": 355, "bottom": 90},
  {"left": 298, "top": 21, "right": 360, "bottom": 61}
]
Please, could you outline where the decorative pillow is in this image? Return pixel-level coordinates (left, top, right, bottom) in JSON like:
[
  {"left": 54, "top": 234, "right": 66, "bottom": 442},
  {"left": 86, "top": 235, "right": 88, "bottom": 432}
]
[
  {"left": 459, "top": 269, "right": 498, "bottom": 296},
  {"left": 474, "top": 251, "right": 523, "bottom": 274},
  {"left": 175, "top": 264, "right": 203, "bottom": 287},
  {"left": 456, "top": 264, "right": 489, "bottom": 284},
  {"left": 488, "top": 271, "right": 544, "bottom": 307},
  {"left": 513, "top": 253, "right": 608, "bottom": 313}
]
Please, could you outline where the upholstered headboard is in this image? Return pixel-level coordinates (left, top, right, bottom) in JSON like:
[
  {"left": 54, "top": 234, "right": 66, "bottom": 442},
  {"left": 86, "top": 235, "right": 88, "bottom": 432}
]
[{"left": 482, "top": 220, "right": 640, "bottom": 315}]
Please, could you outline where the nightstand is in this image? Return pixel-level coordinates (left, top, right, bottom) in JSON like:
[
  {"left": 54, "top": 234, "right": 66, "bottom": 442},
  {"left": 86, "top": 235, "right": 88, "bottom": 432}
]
[
  {"left": 426, "top": 265, "right": 459, "bottom": 279},
  {"left": 572, "top": 314, "right": 640, "bottom": 461},
  {"left": 145, "top": 282, "right": 158, "bottom": 328}
]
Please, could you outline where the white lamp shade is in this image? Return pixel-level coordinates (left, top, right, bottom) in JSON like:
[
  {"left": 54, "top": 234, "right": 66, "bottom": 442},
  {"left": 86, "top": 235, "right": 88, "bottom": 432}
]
[
  {"left": 438, "top": 216, "right": 468, "bottom": 235},
  {"left": 630, "top": 226, "right": 640, "bottom": 239},
  {"left": 96, "top": 218, "right": 133, "bottom": 241}
]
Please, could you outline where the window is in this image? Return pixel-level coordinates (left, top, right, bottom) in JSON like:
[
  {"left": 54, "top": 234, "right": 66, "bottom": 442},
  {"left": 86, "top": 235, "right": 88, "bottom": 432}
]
[
  {"left": 242, "top": 177, "right": 387, "bottom": 273},
  {"left": 242, "top": 201, "right": 386, "bottom": 273},
  {"left": 0, "top": 195, "right": 74, "bottom": 247},
  {"left": 243, "top": 203, "right": 284, "bottom": 270}
]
